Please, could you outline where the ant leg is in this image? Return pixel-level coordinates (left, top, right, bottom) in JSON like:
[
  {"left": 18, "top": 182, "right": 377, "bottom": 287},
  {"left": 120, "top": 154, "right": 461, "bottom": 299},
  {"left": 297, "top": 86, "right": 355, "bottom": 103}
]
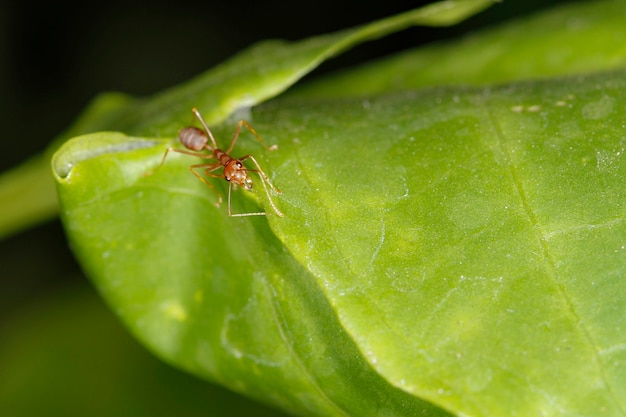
[
  {"left": 227, "top": 183, "right": 267, "bottom": 217},
  {"left": 239, "top": 155, "right": 282, "bottom": 195},
  {"left": 191, "top": 107, "right": 219, "bottom": 149},
  {"left": 188, "top": 163, "right": 223, "bottom": 207},
  {"left": 161, "top": 147, "right": 215, "bottom": 166},
  {"left": 145, "top": 147, "right": 215, "bottom": 177},
  {"left": 226, "top": 120, "right": 279, "bottom": 154},
  {"left": 255, "top": 172, "right": 284, "bottom": 217},
  {"left": 238, "top": 155, "right": 284, "bottom": 217}
]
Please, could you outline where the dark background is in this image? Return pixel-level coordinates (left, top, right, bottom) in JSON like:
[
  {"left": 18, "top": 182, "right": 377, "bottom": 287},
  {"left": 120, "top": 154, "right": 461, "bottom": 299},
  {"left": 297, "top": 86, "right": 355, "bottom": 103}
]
[{"left": 0, "top": 0, "right": 572, "bottom": 343}]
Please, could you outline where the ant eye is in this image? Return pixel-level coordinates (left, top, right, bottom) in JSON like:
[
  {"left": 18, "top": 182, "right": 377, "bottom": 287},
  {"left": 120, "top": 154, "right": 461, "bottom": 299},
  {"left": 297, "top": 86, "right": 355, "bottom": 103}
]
[
  {"left": 225, "top": 176, "right": 231, "bottom": 182},
  {"left": 236, "top": 162, "right": 243, "bottom": 168}
]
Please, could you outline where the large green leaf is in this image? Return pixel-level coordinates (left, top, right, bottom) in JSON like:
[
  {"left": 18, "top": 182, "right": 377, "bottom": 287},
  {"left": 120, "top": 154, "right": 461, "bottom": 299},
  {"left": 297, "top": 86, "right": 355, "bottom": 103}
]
[
  {"left": 52, "top": 1, "right": 626, "bottom": 416},
  {"left": 54, "top": 69, "right": 626, "bottom": 416}
]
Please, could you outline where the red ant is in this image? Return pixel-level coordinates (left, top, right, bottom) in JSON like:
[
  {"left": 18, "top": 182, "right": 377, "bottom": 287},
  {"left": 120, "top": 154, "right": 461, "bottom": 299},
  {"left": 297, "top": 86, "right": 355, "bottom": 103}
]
[{"left": 158, "top": 108, "right": 283, "bottom": 217}]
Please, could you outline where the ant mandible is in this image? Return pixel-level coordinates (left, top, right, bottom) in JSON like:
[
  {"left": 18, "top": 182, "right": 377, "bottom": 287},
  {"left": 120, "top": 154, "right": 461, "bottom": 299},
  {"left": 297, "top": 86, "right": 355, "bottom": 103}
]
[{"left": 159, "top": 108, "right": 283, "bottom": 217}]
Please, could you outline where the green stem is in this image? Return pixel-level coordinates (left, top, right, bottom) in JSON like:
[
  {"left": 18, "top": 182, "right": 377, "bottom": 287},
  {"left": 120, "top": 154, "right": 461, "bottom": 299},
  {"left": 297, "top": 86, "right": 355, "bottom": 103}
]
[{"left": 0, "top": 153, "right": 58, "bottom": 240}]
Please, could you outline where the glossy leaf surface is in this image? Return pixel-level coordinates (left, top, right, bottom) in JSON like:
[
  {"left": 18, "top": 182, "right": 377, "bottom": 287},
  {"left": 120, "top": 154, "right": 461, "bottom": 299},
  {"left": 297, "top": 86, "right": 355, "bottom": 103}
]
[{"left": 52, "top": 1, "right": 626, "bottom": 416}]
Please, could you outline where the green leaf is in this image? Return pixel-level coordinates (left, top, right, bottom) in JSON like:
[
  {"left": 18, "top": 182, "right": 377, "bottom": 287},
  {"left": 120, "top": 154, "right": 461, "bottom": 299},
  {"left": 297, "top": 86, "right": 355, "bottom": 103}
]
[
  {"left": 54, "top": 132, "right": 453, "bottom": 415},
  {"left": 290, "top": 0, "right": 626, "bottom": 96},
  {"left": 52, "top": 1, "right": 626, "bottom": 416},
  {"left": 268, "top": 73, "right": 626, "bottom": 416}
]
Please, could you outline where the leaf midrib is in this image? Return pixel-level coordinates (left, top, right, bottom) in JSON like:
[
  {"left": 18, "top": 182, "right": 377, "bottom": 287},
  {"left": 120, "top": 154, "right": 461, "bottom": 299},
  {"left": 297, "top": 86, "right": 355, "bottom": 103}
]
[{"left": 484, "top": 98, "right": 626, "bottom": 413}]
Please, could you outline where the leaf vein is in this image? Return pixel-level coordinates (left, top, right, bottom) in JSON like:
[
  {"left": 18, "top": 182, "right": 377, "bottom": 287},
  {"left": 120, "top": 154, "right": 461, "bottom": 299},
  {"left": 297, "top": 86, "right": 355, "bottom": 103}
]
[{"left": 485, "top": 103, "right": 626, "bottom": 413}]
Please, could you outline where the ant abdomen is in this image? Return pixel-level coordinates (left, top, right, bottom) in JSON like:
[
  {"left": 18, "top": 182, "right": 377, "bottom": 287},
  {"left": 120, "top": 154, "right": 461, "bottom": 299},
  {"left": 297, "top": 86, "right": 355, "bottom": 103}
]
[{"left": 179, "top": 126, "right": 209, "bottom": 151}]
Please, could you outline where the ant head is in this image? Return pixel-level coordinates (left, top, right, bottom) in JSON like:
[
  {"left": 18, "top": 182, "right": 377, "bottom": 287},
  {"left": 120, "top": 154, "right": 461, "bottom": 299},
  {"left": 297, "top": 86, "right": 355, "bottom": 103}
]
[
  {"left": 225, "top": 161, "right": 253, "bottom": 190},
  {"left": 226, "top": 171, "right": 253, "bottom": 190}
]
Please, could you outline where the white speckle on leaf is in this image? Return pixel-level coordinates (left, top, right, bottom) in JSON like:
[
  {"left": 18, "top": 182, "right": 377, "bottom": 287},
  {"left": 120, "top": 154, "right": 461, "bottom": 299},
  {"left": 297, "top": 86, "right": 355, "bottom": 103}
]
[
  {"left": 367, "top": 350, "right": 378, "bottom": 365},
  {"left": 599, "top": 343, "right": 626, "bottom": 356},
  {"left": 595, "top": 146, "right": 624, "bottom": 171}
]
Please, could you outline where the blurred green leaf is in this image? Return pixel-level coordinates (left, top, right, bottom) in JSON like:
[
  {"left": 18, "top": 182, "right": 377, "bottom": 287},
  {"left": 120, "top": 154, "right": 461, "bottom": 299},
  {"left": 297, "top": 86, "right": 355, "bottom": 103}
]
[
  {"left": 51, "top": 1, "right": 626, "bottom": 416},
  {"left": 0, "top": 285, "right": 287, "bottom": 417},
  {"left": 290, "top": 0, "right": 626, "bottom": 97}
]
